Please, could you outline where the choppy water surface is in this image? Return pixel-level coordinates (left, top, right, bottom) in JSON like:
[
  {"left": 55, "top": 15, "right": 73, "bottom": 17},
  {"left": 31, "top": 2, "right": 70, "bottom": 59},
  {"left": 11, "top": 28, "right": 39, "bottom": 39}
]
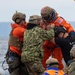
[{"left": 0, "top": 38, "right": 9, "bottom": 75}]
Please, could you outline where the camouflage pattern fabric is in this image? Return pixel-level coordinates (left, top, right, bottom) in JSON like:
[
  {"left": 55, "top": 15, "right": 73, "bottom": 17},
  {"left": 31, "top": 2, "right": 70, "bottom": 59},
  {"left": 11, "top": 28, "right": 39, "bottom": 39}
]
[
  {"left": 21, "top": 26, "right": 54, "bottom": 63},
  {"left": 24, "top": 61, "right": 44, "bottom": 75},
  {"left": 67, "top": 61, "right": 75, "bottom": 75}
]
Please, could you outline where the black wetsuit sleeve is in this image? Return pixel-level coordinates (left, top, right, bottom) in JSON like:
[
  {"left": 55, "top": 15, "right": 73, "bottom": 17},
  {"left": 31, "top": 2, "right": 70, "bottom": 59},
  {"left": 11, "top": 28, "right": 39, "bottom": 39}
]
[{"left": 55, "top": 38, "right": 69, "bottom": 46}]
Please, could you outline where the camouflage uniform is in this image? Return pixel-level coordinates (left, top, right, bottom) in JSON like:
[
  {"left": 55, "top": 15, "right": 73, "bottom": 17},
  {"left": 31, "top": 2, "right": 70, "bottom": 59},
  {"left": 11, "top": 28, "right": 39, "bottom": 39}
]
[
  {"left": 67, "top": 46, "right": 75, "bottom": 75},
  {"left": 67, "top": 61, "right": 75, "bottom": 75},
  {"left": 21, "top": 17, "right": 54, "bottom": 75}
]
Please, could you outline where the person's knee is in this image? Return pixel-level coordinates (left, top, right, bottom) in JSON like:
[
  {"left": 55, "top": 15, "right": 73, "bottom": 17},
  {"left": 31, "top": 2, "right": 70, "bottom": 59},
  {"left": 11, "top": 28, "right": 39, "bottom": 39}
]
[
  {"left": 32, "top": 62, "right": 45, "bottom": 74},
  {"left": 10, "top": 68, "right": 19, "bottom": 75}
]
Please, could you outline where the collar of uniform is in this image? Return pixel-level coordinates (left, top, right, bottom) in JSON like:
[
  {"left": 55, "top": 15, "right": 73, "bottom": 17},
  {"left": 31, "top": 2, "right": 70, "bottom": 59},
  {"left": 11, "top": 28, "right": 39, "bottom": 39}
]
[{"left": 27, "top": 23, "right": 38, "bottom": 30}]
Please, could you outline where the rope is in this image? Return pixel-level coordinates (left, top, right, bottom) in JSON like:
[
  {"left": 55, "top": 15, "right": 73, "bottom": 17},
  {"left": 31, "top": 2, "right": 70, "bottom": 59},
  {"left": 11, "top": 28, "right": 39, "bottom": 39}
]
[{"left": 2, "top": 59, "right": 8, "bottom": 70}]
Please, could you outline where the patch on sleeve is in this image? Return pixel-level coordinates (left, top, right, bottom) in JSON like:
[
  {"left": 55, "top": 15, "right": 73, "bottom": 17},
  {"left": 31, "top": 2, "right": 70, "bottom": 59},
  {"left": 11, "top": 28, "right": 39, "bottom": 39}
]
[{"left": 58, "top": 18, "right": 63, "bottom": 24}]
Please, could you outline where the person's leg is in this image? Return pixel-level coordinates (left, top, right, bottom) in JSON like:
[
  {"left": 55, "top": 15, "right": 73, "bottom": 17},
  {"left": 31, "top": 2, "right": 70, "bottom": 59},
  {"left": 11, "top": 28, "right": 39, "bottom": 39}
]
[
  {"left": 7, "top": 56, "right": 20, "bottom": 75},
  {"left": 42, "top": 40, "right": 54, "bottom": 69},
  {"left": 30, "top": 61, "right": 45, "bottom": 75},
  {"left": 24, "top": 61, "right": 45, "bottom": 75},
  {"left": 9, "top": 68, "right": 19, "bottom": 75},
  {"left": 6, "top": 50, "right": 29, "bottom": 75},
  {"left": 19, "top": 61, "right": 29, "bottom": 75}
]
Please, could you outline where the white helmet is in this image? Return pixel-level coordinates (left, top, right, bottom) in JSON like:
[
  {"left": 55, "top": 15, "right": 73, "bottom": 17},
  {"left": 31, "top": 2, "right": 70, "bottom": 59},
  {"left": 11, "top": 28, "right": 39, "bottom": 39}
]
[{"left": 46, "top": 58, "right": 59, "bottom": 66}]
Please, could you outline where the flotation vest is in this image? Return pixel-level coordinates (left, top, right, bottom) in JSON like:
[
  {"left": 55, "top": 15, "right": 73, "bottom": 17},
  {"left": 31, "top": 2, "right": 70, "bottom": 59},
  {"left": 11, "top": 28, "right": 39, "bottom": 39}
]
[
  {"left": 8, "top": 23, "right": 26, "bottom": 56},
  {"left": 43, "top": 67, "right": 66, "bottom": 75},
  {"left": 50, "top": 16, "right": 74, "bottom": 33}
]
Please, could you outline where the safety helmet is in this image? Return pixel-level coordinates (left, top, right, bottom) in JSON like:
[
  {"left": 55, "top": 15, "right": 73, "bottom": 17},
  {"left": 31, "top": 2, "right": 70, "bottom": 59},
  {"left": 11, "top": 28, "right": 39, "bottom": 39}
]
[
  {"left": 41, "top": 6, "right": 56, "bottom": 22},
  {"left": 29, "top": 15, "right": 41, "bottom": 25},
  {"left": 54, "top": 26, "right": 67, "bottom": 37},
  {"left": 46, "top": 58, "right": 59, "bottom": 66},
  {"left": 70, "top": 46, "right": 75, "bottom": 58},
  {"left": 12, "top": 11, "right": 26, "bottom": 24}
]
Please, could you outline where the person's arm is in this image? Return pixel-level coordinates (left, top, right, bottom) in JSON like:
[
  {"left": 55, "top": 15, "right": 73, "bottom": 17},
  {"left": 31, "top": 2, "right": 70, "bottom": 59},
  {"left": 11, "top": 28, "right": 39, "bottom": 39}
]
[
  {"left": 55, "top": 37, "right": 69, "bottom": 46},
  {"left": 46, "top": 24, "right": 55, "bottom": 40},
  {"left": 46, "top": 27, "right": 55, "bottom": 40},
  {"left": 39, "top": 24, "right": 55, "bottom": 41},
  {"left": 57, "top": 17, "right": 74, "bottom": 33}
]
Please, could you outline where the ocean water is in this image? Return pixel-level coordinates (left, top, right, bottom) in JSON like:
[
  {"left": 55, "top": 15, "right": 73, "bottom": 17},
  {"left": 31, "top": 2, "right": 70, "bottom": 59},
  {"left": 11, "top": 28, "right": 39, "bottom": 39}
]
[{"left": 0, "top": 38, "right": 9, "bottom": 75}]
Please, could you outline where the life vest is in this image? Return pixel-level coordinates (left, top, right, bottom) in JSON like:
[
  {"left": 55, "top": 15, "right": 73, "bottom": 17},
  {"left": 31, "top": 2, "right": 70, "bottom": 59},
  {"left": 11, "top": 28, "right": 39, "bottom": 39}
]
[
  {"left": 49, "top": 16, "right": 74, "bottom": 33},
  {"left": 8, "top": 23, "right": 26, "bottom": 56},
  {"left": 43, "top": 67, "right": 67, "bottom": 75}
]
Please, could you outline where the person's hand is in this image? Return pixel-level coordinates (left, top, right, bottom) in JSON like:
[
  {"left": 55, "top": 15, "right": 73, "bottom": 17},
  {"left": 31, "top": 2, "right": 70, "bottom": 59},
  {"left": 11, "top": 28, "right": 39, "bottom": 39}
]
[
  {"left": 46, "top": 23, "right": 55, "bottom": 30},
  {"left": 64, "top": 32, "right": 69, "bottom": 38},
  {"left": 50, "top": 23, "right": 55, "bottom": 28}
]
